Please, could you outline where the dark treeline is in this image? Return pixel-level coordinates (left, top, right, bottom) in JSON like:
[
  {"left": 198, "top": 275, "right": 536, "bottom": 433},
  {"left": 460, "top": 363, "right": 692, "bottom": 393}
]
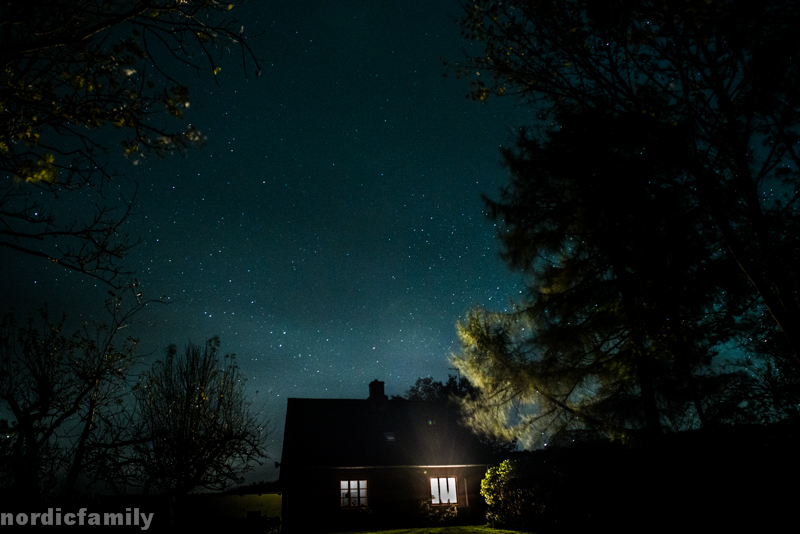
[
  {"left": 449, "top": 0, "right": 800, "bottom": 529},
  {"left": 0, "top": 287, "right": 269, "bottom": 505},
  {"left": 452, "top": 0, "right": 800, "bottom": 447},
  {"left": 0, "top": 1, "right": 267, "bottom": 507},
  {"left": 480, "top": 421, "right": 798, "bottom": 532}
]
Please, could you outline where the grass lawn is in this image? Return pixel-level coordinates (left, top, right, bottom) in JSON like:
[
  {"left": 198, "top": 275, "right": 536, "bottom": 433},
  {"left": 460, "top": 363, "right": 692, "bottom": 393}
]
[{"left": 336, "top": 526, "right": 532, "bottom": 534}]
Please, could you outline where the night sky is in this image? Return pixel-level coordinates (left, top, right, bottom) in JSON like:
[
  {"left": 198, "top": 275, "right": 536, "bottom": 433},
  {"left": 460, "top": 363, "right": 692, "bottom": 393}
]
[{"left": 1, "top": 1, "right": 536, "bottom": 482}]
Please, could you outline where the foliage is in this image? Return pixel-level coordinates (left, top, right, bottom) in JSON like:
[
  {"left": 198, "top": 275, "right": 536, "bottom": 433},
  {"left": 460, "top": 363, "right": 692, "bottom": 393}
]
[
  {"left": 0, "top": 1, "right": 260, "bottom": 284},
  {"left": 124, "top": 336, "right": 269, "bottom": 495},
  {"left": 479, "top": 445, "right": 647, "bottom": 532},
  {"left": 403, "top": 375, "right": 518, "bottom": 459},
  {"left": 481, "top": 425, "right": 800, "bottom": 532},
  {"left": 0, "top": 294, "right": 269, "bottom": 500},
  {"left": 0, "top": 284, "right": 148, "bottom": 503},
  {"left": 404, "top": 375, "right": 476, "bottom": 402},
  {"left": 451, "top": 0, "right": 800, "bottom": 447},
  {"left": 456, "top": 0, "right": 800, "bottom": 369},
  {"left": 451, "top": 107, "right": 771, "bottom": 447},
  {"left": 265, "top": 515, "right": 282, "bottom": 534},
  {"left": 417, "top": 498, "right": 458, "bottom": 526},
  {"left": 481, "top": 460, "right": 534, "bottom": 530}
]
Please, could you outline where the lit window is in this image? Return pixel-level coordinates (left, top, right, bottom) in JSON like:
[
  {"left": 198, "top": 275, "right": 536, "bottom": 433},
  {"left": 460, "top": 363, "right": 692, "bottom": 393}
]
[
  {"left": 340, "top": 479, "right": 368, "bottom": 507},
  {"left": 430, "top": 477, "right": 457, "bottom": 505}
]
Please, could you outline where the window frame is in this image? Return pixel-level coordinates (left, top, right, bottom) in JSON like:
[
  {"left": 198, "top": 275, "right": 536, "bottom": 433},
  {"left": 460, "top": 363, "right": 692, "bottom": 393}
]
[
  {"left": 430, "top": 476, "right": 458, "bottom": 506},
  {"left": 340, "top": 479, "right": 369, "bottom": 508}
]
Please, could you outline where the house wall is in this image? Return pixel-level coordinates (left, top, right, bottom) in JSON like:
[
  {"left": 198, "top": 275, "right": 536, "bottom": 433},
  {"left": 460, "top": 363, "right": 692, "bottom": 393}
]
[{"left": 282, "top": 465, "right": 488, "bottom": 532}]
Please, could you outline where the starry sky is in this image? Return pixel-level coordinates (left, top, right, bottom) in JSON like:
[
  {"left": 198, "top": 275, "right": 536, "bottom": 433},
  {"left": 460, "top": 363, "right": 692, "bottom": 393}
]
[{"left": 1, "top": 0, "right": 537, "bottom": 483}]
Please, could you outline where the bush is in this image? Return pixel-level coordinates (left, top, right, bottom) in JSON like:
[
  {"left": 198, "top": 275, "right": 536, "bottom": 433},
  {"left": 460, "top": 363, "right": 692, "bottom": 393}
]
[
  {"left": 480, "top": 427, "right": 800, "bottom": 533},
  {"left": 417, "top": 498, "right": 458, "bottom": 526},
  {"left": 480, "top": 445, "right": 623, "bottom": 532},
  {"left": 481, "top": 458, "right": 553, "bottom": 530}
]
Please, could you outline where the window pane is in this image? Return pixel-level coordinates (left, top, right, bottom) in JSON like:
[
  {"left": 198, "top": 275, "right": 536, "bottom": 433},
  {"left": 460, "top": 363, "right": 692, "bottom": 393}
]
[
  {"left": 430, "top": 478, "right": 440, "bottom": 504},
  {"left": 442, "top": 477, "right": 457, "bottom": 504},
  {"left": 341, "top": 479, "right": 368, "bottom": 508},
  {"left": 341, "top": 481, "right": 352, "bottom": 508}
]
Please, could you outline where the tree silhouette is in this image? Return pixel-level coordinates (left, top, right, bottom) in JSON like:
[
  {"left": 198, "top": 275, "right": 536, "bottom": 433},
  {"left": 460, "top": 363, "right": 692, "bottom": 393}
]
[
  {"left": 403, "top": 375, "right": 518, "bottom": 459},
  {"left": 404, "top": 375, "right": 476, "bottom": 402},
  {"left": 456, "top": 0, "right": 800, "bottom": 370},
  {"left": 451, "top": 108, "right": 770, "bottom": 447},
  {"left": 0, "top": 1, "right": 260, "bottom": 284},
  {"left": 0, "top": 284, "right": 148, "bottom": 502},
  {"left": 127, "top": 337, "right": 269, "bottom": 496}
]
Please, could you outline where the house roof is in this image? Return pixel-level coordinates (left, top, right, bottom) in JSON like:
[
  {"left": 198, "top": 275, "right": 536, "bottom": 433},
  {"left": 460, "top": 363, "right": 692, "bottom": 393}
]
[{"left": 280, "top": 389, "right": 493, "bottom": 470}]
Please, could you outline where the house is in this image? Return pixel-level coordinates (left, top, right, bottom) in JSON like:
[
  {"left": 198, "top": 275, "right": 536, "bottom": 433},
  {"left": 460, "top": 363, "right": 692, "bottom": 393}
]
[{"left": 279, "top": 380, "right": 493, "bottom": 532}]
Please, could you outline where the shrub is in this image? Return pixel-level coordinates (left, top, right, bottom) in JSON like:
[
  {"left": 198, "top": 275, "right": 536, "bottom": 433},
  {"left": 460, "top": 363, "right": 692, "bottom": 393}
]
[
  {"left": 481, "top": 458, "right": 549, "bottom": 530},
  {"left": 417, "top": 498, "right": 458, "bottom": 525}
]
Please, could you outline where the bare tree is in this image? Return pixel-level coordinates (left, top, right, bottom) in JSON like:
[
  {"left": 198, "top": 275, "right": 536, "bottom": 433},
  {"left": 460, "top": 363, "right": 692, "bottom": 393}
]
[
  {"left": 129, "top": 336, "right": 269, "bottom": 495},
  {"left": 0, "top": 283, "right": 151, "bottom": 502}
]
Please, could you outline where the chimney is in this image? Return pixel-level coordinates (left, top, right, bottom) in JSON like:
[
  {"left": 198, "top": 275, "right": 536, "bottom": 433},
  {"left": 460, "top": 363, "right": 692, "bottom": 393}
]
[{"left": 368, "top": 379, "right": 388, "bottom": 401}]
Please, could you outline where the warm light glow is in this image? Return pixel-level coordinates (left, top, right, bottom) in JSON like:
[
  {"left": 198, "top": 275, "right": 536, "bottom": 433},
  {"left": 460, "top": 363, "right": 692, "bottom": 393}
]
[{"left": 430, "top": 477, "right": 457, "bottom": 504}]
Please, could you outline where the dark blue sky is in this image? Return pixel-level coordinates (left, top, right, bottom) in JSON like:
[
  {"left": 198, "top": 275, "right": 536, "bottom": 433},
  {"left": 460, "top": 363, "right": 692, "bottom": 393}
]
[{"left": 2, "top": 0, "right": 537, "bottom": 483}]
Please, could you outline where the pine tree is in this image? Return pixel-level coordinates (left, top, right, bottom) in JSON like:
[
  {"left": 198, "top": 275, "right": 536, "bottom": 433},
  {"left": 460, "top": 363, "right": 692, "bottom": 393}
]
[
  {"left": 452, "top": 109, "right": 755, "bottom": 447},
  {"left": 456, "top": 0, "right": 800, "bottom": 370}
]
